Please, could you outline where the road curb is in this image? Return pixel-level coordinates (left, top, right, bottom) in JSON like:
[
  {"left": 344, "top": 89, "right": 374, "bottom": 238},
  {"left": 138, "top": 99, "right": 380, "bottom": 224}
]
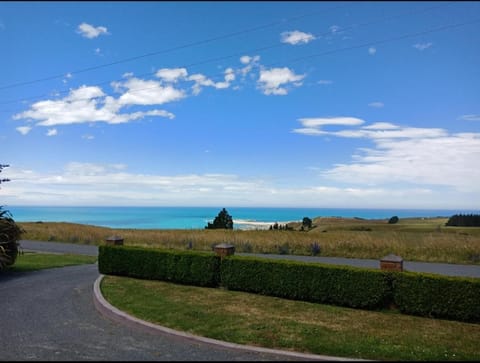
[{"left": 93, "top": 275, "right": 368, "bottom": 361}]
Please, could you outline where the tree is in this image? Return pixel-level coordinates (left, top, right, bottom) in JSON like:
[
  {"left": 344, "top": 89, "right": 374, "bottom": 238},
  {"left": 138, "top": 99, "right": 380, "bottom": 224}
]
[
  {"left": 388, "top": 216, "right": 399, "bottom": 224},
  {"left": 302, "top": 217, "right": 313, "bottom": 229},
  {"left": 205, "top": 208, "right": 233, "bottom": 229}
]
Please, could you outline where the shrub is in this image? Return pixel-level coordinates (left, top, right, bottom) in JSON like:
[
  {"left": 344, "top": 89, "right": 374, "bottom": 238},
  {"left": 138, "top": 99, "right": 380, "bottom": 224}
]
[
  {"left": 388, "top": 216, "right": 399, "bottom": 224},
  {"left": 0, "top": 207, "right": 23, "bottom": 271},
  {"left": 310, "top": 241, "right": 321, "bottom": 256}
]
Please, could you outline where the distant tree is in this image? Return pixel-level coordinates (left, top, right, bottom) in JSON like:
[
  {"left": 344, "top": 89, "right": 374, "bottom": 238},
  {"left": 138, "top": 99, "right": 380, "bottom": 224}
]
[
  {"left": 205, "top": 208, "right": 233, "bottom": 229},
  {"left": 302, "top": 217, "right": 313, "bottom": 229},
  {"left": 388, "top": 216, "right": 399, "bottom": 224},
  {"left": 446, "top": 214, "right": 480, "bottom": 227}
]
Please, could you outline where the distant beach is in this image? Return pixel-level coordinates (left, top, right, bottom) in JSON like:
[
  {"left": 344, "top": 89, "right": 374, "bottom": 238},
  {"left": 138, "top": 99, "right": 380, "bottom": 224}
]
[{"left": 5, "top": 206, "right": 475, "bottom": 230}]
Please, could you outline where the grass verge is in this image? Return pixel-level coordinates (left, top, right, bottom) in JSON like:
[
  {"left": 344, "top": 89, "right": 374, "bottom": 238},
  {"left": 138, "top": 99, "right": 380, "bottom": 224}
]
[
  {"left": 6, "top": 251, "right": 97, "bottom": 272},
  {"left": 101, "top": 275, "right": 480, "bottom": 361}
]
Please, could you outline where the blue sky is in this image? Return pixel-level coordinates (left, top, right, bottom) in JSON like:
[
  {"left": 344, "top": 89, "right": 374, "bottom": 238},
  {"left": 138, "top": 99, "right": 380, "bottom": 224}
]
[{"left": 1, "top": 1, "right": 479, "bottom": 208}]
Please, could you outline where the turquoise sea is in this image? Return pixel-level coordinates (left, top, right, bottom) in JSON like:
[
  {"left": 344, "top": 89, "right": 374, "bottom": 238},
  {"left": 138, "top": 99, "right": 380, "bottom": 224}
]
[{"left": 4, "top": 206, "right": 477, "bottom": 230}]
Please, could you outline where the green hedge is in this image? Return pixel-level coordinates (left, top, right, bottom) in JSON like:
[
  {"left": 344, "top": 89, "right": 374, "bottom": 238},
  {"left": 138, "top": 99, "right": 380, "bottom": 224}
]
[
  {"left": 393, "top": 271, "right": 480, "bottom": 323},
  {"left": 98, "top": 246, "right": 480, "bottom": 323},
  {"left": 220, "top": 255, "right": 390, "bottom": 309},
  {"left": 98, "top": 245, "right": 220, "bottom": 287}
]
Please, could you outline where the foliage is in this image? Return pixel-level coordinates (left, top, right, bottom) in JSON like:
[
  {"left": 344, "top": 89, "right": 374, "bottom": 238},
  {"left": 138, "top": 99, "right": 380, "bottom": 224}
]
[
  {"left": 393, "top": 271, "right": 480, "bottom": 323},
  {"left": 0, "top": 206, "right": 23, "bottom": 271},
  {"left": 388, "top": 216, "right": 399, "bottom": 224},
  {"left": 310, "top": 241, "right": 321, "bottom": 256},
  {"left": 302, "top": 216, "right": 313, "bottom": 229},
  {"left": 446, "top": 213, "right": 480, "bottom": 227},
  {"left": 220, "top": 256, "right": 390, "bottom": 309},
  {"left": 98, "top": 245, "right": 221, "bottom": 287},
  {"left": 99, "top": 245, "right": 480, "bottom": 323},
  {"left": 205, "top": 208, "right": 233, "bottom": 229}
]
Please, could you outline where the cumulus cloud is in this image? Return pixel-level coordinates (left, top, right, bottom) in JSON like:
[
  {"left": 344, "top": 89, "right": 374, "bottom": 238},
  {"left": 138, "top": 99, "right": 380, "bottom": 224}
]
[
  {"left": 187, "top": 68, "right": 235, "bottom": 95},
  {"left": 113, "top": 77, "right": 185, "bottom": 106},
  {"left": 13, "top": 84, "right": 176, "bottom": 127},
  {"left": 281, "top": 30, "right": 315, "bottom": 45},
  {"left": 368, "top": 47, "right": 376, "bottom": 55},
  {"left": 77, "top": 22, "right": 109, "bottom": 39},
  {"left": 257, "top": 67, "right": 305, "bottom": 95},
  {"left": 413, "top": 42, "right": 433, "bottom": 51},
  {"left": 155, "top": 68, "right": 188, "bottom": 83},
  {"left": 239, "top": 55, "right": 261, "bottom": 77}
]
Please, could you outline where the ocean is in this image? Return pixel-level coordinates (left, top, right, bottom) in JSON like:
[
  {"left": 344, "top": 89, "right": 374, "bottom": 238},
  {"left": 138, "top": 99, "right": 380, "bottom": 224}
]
[{"left": 3, "top": 206, "right": 476, "bottom": 230}]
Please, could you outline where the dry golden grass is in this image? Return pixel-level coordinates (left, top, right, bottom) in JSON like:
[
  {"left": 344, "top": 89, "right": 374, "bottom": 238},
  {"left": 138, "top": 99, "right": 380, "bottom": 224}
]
[{"left": 18, "top": 216, "right": 480, "bottom": 265}]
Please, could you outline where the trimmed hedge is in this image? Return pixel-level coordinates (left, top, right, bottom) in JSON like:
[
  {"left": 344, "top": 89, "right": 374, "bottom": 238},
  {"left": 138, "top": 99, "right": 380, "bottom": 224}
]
[
  {"left": 98, "top": 245, "right": 480, "bottom": 323},
  {"left": 393, "top": 271, "right": 480, "bottom": 323},
  {"left": 220, "top": 255, "right": 390, "bottom": 309},
  {"left": 98, "top": 245, "right": 220, "bottom": 287}
]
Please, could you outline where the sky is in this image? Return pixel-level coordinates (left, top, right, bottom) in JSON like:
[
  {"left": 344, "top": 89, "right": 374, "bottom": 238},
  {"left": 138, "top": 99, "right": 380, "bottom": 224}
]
[{"left": 0, "top": 1, "right": 479, "bottom": 209}]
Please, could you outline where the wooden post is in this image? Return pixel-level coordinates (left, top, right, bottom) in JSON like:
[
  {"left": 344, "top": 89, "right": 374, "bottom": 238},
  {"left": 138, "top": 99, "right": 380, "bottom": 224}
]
[
  {"left": 214, "top": 243, "right": 235, "bottom": 259},
  {"left": 105, "top": 235, "right": 124, "bottom": 246},
  {"left": 380, "top": 254, "right": 403, "bottom": 272}
]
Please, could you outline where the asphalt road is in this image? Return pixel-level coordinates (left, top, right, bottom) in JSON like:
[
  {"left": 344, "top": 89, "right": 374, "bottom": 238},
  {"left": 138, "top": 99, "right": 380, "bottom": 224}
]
[{"left": 19, "top": 239, "right": 480, "bottom": 278}]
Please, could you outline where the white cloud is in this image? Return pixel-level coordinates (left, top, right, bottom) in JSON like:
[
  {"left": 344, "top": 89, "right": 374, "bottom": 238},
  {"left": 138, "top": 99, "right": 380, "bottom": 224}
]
[
  {"left": 368, "top": 47, "right": 376, "bottom": 55},
  {"left": 77, "top": 22, "right": 109, "bottom": 39},
  {"left": 413, "top": 42, "right": 433, "bottom": 51},
  {"left": 13, "top": 84, "right": 176, "bottom": 127},
  {"left": 297, "top": 117, "right": 365, "bottom": 128},
  {"left": 318, "top": 80, "right": 333, "bottom": 85},
  {"left": 459, "top": 114, "right": 480, "bottom": 121},
  {"left": 4, "top": 162, "right": 473, "bottom": 208},
  {"left": 281, "top": 30, "right": 315, "bottom": 45},
  {"left": 257, "top": 67, "right": 305, "bottom": 95},
  {"left": 239, "top": 55, "right": 260, "bottom": 77},
  {"left": 363, "top": 122, "right": 399, "bottom": 130},
  {"left": 293, "top": 117, "right": 480, "bottom": 194},
  {"left": 16, "top": 126, "right": 32, "bottom": 135},
  {"left": 368, "top": 101, "right": 384, "bottom": 108},
  {"left": 155, "top": 68, "right": 188, "bottom": 83},
  {"left": 82, "top": 134, "right": 95, "bottom": 140},
  {"left": 114, "top": 77, "right": 185, "bottom": 106},
  {"left": 46, "top": 128, "right": 58, "bottom": 136},
  {"left": 187, "top": 69, "right": 235, "bottom": 95}
]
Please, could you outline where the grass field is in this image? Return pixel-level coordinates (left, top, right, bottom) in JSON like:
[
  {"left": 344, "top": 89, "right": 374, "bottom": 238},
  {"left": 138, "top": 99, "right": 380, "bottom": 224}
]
[{"left": 18, "top": 216, "right": 480, "bottom": 265}]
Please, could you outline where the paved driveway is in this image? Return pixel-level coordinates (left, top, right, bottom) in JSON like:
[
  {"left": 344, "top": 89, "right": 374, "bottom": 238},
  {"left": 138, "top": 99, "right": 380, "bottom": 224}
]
[{"left": 4, "top": 241, "right": 353, "bottom": 361}]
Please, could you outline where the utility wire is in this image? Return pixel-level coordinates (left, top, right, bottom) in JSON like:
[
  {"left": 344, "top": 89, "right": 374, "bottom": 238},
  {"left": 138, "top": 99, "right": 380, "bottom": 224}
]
[
  {"left": 0, "top": 2, "right": 355, "bottom": 91},
  {"left": 0, "top": 1, "right": 455, "bottom": 108},
  {"left": 4, "top": 16, "right": 477, "bottom": 117}
]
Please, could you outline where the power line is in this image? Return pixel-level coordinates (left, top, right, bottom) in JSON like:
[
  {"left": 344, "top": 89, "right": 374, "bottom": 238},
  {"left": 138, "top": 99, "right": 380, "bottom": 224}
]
[
  {"left": 0, "top": 1, "right": 455, "bottom": 108},
  {"left": 0, "top": 2, "right": 355, "bottom": 91},
  {"left": 4, "top": 15, "right": 477, "bottom": 117}
]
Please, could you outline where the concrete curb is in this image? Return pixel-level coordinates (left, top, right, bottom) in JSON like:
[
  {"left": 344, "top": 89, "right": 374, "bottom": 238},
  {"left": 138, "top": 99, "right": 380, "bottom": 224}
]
[{"left": 93, "top": 275, "right": 368, "bottom": 361}]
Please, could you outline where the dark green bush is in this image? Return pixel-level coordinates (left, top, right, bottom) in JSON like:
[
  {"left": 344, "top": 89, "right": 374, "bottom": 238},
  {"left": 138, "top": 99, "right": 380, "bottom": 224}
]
[
  {"left": 220, "top": 256, "right": 390, "bottom": 309},
  {"left": 98, "top": 245, "right": 220, "bottom": 287},
  {"left": 393, "top": 271, "right": 480, "bottom": 323}
]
